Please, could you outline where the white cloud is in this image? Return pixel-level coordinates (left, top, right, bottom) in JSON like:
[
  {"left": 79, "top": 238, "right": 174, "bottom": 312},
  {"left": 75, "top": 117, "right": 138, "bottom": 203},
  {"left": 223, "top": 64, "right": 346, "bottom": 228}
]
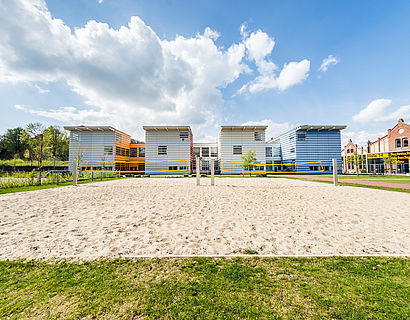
[
  {"left": 352, "top": 99, "right": 410, "bottom": 123},
  {"left": 97, "top": 0, "right": 103, "bottom": 4},
  {"left": 319, "top": 54, "right": 339, "bottom": 72},
  {"left": 239, "top": 30, "right": 310, "bottom": 94},
  {"left": 1, "top": 0, "right": 310, "bottom": 138},
  {"left": 341, "top": 130, "right": 386, "bottom": 148},
  {"left": 241, "top": 119, "right": 293, "bottom": 140},
  {"left": 239, "top": 59, "right": 310, "bottom": 94}
]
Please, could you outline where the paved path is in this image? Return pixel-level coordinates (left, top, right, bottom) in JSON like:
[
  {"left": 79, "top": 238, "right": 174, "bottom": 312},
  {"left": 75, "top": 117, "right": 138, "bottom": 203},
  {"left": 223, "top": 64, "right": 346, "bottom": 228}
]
[{"left": 284, "top": 175, "right": 410, "bottom": 190}]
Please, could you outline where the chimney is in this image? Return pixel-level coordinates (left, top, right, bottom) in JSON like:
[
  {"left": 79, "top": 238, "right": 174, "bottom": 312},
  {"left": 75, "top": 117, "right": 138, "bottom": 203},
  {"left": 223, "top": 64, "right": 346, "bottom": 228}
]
[{"left": 399, "top": 118, "right": 404, "bottom": 123}]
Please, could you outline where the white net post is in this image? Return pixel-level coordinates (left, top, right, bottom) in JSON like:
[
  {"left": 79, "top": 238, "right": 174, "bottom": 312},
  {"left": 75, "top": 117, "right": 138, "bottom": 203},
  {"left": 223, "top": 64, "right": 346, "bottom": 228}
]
[
  {"left": 73, "top": 159, "right": 78, "bottom": 186},
  {"left": 196, "top": 156, "right": 200, "bottom": 186},
  {"left": 211, "top": 159, "right": 215, "bottom": 186},
  {"left": 332, "top": 158, "right": 338, "bottom": 186}
]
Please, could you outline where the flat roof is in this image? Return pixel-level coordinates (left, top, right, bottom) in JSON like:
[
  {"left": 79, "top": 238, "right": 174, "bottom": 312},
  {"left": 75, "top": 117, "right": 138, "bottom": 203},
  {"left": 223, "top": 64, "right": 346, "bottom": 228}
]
[
  {"left": 295, "top": 125, "right": 347, "bottom": 131},
  {"left": 143, "top": 126, "right": 191, "bottom": 131},
  {"left": 63, "top": 125, "right": 116, "bottom": 132},
  {"left": 220, "top": 125, "right": 268, "bottom": 131}
]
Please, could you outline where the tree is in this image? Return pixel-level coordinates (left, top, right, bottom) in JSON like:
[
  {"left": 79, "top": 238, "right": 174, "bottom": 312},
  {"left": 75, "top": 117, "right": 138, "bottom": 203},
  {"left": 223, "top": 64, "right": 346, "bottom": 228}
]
[
  {"left": 44, "top": 126, "right": 67, "bottom": 168},
  {"left": 0, "top": 127, "right": 28, "bottom": 160},
  {"left": 383, "top": 154, "right": 396, "bottom": 175},
  {"left": 241, "top": 150, "right": 258, "bottom": 176},
  {"left": 24, "top": 123, "right": 47, "bottom": 167}
]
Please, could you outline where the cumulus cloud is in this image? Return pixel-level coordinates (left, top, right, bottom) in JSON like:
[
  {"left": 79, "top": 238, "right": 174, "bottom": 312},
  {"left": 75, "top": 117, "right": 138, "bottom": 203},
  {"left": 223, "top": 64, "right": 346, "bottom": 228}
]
[
  {"left": 241, "top": 119, "right": 293, "bottom": 140},
  {"left": 319, "top": 54, "right": 339, "bottom": 72},
  {"left": 239, "top": 30, "right": 310, "bottom": 94},
  {"left": 341, "top": 130, "right": 386, "bottom": 148},
  {"left": 1, "top": 0, "right": 310, "bottom": 138},
  {"left": 352, "top": 99, "right": 410, "bottom": 123}
]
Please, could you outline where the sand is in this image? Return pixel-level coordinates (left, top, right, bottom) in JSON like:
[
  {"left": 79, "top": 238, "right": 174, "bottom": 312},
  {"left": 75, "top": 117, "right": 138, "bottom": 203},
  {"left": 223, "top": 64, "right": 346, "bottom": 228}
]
[{"left": 0, "top": 177, "right": 409, "bottom": 259}]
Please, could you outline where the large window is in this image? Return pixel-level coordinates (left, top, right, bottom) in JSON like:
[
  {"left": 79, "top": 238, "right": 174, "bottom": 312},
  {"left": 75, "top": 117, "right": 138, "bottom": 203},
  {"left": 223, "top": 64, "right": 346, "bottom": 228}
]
[
  {"left": 266, "top": 147, "right": 272, "bottom": 157},
  {"left": 403, "top": 138, "right": 408, "bottom": 147},
  {"left": 233, "top": 146, "right": 242, "bottom": 155},
  {"left": 202, "top": 147, "right": 209, "bottom": 157},
  {"left": 115, "top": 133, "right": 121, "bottom": 143},
  {"left": 396, "top": 139, "right": 401, "bottom": 148},
  {"left": 254, "top": 132, "right": 262, "bottom": 141},
  {"left": 290, "top": 147, "right": 295, "bottom": 153},
  {"left": 211, "top": 147, "right": 218, "bottom": 157},
  {"left": 180, "top": 131, "right": 189, "bottom": 141},
  {"left": 104, "top": 146, "right": 113, "bottom": 155},
  {"left": 139, "top": 147, "right": 145, "bottom": 157},
  {"left": 158, "top": 146, "right": 167, "bottom": 155},
  {"left": 193, "top": 147, "right": 200, "bottom": 156},
  {"left": 297, "top": 132, "right": 306, "bottom": 141},
  {"left": 130, "top": 148, "right": 138, "bottom": 157}
]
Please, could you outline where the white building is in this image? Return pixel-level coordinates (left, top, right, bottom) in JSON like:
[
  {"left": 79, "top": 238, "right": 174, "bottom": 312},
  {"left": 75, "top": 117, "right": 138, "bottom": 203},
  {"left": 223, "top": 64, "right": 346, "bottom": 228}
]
[
  {"left": 143, "top": 126, "right": 193, "bottom": 174},
  {"left": 64, "top": 125, "right": 122, "bottom": 172},
  {"left": 218, "top": 126, "right": 268, "bottom": 174},
  {"left": 193, "top": 142, "right": 219, "bottom": 174}
]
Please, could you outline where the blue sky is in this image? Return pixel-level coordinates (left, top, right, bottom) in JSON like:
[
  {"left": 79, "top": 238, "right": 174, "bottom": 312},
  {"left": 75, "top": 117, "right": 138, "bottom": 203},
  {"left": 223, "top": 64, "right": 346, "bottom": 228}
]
[{"left": 1, "top": 0, "right": 410, "bottom": 145}]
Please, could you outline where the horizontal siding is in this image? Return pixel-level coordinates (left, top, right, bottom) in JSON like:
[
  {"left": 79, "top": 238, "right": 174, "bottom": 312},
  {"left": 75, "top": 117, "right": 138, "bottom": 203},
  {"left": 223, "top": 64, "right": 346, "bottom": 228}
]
[
  {"left": 68, "top": 131, "right": 115, "bottom": 171},
  {"left": 145, "top": 130, "right": 191, "bottom": 174},
  {"left": 218, "top": 130, "right": 266, "bottom": 174}
]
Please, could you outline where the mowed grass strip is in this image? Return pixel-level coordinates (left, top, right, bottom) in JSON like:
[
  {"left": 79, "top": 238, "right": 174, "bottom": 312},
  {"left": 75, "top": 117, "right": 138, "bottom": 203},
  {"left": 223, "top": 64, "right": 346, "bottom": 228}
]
[{"left": 0, "top": 257, "right": 408, "bottom": 319}]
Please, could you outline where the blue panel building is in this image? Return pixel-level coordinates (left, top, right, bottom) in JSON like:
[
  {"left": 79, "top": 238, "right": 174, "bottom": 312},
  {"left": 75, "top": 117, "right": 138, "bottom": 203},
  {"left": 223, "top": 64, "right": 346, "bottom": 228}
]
[{"left": 267, "top": 125, "right": 346, "bottom": 174}]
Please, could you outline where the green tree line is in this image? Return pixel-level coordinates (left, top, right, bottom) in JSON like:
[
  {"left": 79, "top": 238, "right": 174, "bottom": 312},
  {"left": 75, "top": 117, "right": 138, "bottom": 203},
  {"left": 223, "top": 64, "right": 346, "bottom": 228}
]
[{"left": 0, "top": 123, "right": 69, "bottom": 167}]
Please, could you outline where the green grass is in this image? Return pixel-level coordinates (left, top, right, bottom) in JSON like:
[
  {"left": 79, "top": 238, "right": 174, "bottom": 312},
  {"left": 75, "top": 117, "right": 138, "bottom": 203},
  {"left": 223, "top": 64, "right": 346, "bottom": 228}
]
[
  {"left": 0, "top": 176, "right": 124, "bottom": 195},
  {"left": 0, "top": 159, "right": 68, "bottom": 167},
  {"left": 0, "top": 257, "right": 408, "bottom": 319},
  {"left": 283, "top": 177, "right": 410, "bottom": 194}
]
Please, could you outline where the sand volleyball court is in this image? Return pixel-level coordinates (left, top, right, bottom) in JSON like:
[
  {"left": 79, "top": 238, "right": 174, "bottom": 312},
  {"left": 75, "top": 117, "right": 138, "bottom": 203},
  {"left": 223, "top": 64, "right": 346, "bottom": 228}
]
[{"left": 0, "top": 178, "right": 408, "bottom": 259}]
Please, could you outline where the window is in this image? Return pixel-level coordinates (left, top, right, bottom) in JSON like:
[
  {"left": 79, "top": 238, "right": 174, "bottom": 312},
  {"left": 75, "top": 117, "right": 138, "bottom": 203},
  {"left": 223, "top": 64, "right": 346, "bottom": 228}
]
[
  {"left": 104, "top": 146, "right": 113, "bottom": 155},
  {"left": 158, "top": 146, "right": 167, "bottom": 155},
  {"left": 254, "top": 132, "right": 262, "bottom": 141},
  {"left": 179, "top": 166, "right": 187, "bottom": 170},
  {"left": 211, "top": 147, "right": 218, "bottom": 157},
  {"left": 297, "top": 132, "right": 306, "bottom": 141},
  {"left": 289, "top": 134, "right": 295, "bottom": 142},
  {"left": 180, "top": 131, "right": 189, "bottom": 141},
  {"left": 233, "top": 146, "right": 242, "bottom": 155},
  {"left": 130, "top": 148, "right": 138, "bottom": 157},
  {"left": 290, "top": 147, "right": 295, "bottom": 153},
  {"left": 395, "top": 139, "right": 401, "bottom": 148},
  {"left": 115, "top": 133, "right": 121, "bottom": 143},
  {"left": 266, "top": 147, "right": 273, "bottom": 158},
  {"left": 202, "top": 147, "right": 209, "bottom": 157},
  {"left": 139, "top": 147, "right": 145, "bottom": 157},
  {"left": 116, "top": 146, "right": 121, "bottom": 156},
  {"left": 72, "top": 133, "right": 79, "bottom": 141},
  {"left": 168, "top": 166, "right": 178, "bottom": 171},
  {"left": 193, "top": 147, "right": 200, "bottom": 156},
  {"left": 403, "top": 138, "right": 408, "bottom": 147}
]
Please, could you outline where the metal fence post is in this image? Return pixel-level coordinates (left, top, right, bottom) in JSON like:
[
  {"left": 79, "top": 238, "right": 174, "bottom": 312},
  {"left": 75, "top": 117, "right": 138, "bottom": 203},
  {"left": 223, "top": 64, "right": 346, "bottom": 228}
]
[
  {"left": 91, "top": 171, "right": 94, "bottom": 182},
  {"left": 37, "top": 171, "right": 41, "bottom": 186},
  {"left": 56, "top": 172, "right": 60, "bottom": 186},
  {"left": 211, "top": 159, "right": 215, "bottom": 186},
  {"left": 73, "top": 159, "right": 78, "bottom": 186},
  {"left": 196, "top": 156, "right": 200, "bottom": 186},
  {"left": 100, "top": 172, "right": 103, "bottom": 181},
  {"left": 332, "top": 158, "right": 338, "bottom": 186}
]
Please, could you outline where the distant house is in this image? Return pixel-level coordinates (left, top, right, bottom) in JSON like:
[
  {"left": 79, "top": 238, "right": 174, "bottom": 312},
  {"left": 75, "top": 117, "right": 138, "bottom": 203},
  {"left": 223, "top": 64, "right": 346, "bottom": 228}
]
[
  {"left": 267, "top": 125, "right": 346, "bottom": 174},
  {"left": 143, "top": 126, "right": 193, "bottom": 174},
  {"left": 193, "top": 142, "right": 219, "bottom": 174},
  {"left": 341, "top": 139, "right": 367, "bottom": 174},
  {"left": 218, "top": 126, "right": 268, "bottom": 174},
  {"left": 366, "top": 119, "right": 410, "bottom": 174},
  {"left": 64, "top": 125, "right": 145, "bottom": 173}
]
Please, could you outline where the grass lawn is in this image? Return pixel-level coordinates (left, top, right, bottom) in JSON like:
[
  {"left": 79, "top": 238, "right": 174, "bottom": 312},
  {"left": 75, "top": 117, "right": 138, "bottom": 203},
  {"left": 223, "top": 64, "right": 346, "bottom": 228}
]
[
  {"left": 0, "top": 176, "right": 124, "bottom": 195},
  {"left": 283, "top": 177, "right": 410, "bottom": 194},
  {"left": 326, "top": 175, "right": 410, "bottom": 184},
  {"left": 0, "top": 257, "right": 408, "bottom": 319},
  {"left": 0, "top": 159, "right": 68, "bottom": 167}
]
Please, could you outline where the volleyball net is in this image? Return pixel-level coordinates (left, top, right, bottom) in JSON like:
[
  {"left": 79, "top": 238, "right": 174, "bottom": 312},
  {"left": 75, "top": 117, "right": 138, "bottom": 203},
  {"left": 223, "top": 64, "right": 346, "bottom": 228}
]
[
  {"left": 84, "top": 160, "right": 189, "bottom": 174},
  {"left": 221, "top": 160, "right": 325, "bottom": 174}
]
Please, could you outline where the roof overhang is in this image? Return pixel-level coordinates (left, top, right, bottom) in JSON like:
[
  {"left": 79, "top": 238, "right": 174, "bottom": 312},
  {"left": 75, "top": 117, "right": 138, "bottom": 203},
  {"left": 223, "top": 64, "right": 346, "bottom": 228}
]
[
  {"left": 220, "top": 125, "right": 268, "bottom": 132},
  {"left": 296, "top": 125, "right": 347, "bottom": 131},
  {"left": 63, "top": 125, "right": 116, "bottom": 132},
  {"left": 143, "top": 126, "right": 191, "bottom": 131}
]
